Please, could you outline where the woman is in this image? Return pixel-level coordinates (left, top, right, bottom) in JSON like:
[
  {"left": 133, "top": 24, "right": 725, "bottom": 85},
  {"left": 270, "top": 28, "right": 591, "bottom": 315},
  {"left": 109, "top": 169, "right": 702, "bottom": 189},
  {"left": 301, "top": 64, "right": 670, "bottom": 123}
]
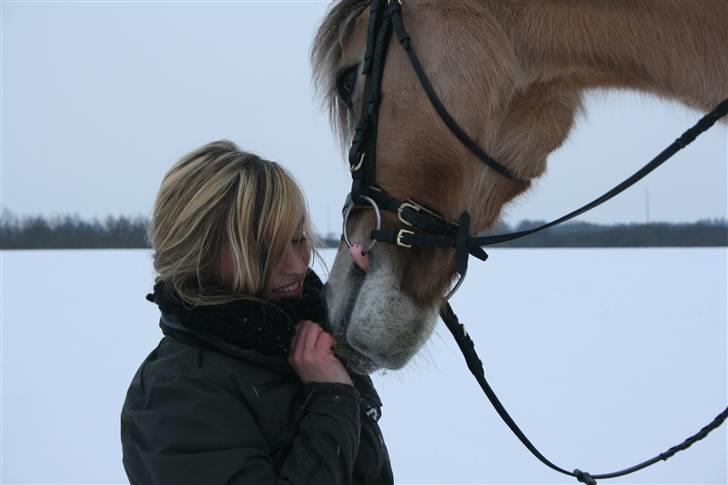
[{"left": 121, "top": 140, "right": 393, "bottom": 484}]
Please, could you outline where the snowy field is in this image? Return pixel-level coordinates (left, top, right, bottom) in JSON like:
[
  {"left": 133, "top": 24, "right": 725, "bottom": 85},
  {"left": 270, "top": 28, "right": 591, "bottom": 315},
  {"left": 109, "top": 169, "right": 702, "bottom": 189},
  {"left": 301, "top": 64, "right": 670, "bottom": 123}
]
[{"left": 1, "top": 248, "right": 726, "bottom": 484}]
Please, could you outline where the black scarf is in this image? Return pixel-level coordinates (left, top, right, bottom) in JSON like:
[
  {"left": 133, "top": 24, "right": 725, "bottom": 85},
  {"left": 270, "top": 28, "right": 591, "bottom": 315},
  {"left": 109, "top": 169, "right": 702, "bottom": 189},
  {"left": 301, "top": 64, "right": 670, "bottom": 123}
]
[{"left": 146, "top": 270, "right": 328, "bottom": 358}]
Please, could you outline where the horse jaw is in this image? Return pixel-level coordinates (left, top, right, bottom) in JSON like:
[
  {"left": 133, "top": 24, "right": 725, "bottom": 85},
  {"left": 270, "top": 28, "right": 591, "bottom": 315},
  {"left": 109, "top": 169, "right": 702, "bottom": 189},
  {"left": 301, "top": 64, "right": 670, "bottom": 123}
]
[{"left": 325, "top": 242, "right": 439, "bottom": 375}]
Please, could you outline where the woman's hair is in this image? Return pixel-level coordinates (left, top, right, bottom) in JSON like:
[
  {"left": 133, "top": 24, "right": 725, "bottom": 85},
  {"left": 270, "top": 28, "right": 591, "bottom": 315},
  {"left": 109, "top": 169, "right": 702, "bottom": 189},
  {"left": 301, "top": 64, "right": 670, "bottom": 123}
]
[{"left": 149, "top": 140, "right": 317, "bottom": 306}]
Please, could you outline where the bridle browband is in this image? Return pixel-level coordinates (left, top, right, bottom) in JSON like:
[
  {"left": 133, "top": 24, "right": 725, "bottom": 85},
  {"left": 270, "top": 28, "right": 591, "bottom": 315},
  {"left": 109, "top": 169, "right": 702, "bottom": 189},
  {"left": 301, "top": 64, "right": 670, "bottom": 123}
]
[{"left": 339, "top": 0, "right": 728, "bottom": 483}]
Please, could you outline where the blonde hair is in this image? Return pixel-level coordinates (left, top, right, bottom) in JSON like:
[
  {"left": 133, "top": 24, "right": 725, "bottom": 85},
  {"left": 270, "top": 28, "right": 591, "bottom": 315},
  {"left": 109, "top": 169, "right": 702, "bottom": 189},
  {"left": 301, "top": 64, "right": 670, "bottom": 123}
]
[{"left": 149, "top": 140, "right": 317, "bottom": 306}]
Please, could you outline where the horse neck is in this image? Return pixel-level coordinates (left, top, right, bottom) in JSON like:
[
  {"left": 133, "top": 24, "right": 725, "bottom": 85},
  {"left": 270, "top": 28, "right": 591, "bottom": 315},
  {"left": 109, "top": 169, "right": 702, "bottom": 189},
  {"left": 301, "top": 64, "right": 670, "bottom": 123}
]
[{"left": 509, "top": 0, "right": 728, "bottom": 110}]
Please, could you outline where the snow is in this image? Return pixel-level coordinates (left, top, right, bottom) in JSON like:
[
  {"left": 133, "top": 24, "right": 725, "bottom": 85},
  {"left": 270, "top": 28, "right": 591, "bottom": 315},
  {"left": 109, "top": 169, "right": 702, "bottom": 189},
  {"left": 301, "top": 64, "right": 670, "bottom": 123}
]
[{"left": 1, "top": 248, "right": 726, "bottom": 484}]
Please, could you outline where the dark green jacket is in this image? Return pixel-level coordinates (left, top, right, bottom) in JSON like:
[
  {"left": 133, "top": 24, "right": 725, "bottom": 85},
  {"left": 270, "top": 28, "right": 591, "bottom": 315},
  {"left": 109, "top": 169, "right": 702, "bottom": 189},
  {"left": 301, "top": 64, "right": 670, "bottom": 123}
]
[{"left": 121, "top": 289, "right": 393, "bottom": 484}]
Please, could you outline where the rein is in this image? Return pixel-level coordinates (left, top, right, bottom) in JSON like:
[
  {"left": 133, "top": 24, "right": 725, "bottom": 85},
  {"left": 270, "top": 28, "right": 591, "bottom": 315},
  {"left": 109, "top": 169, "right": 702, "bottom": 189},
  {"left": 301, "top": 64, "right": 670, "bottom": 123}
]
[
  {"left": 440, "top": 303, "right": 728, "bottom": 485},
  {"left": 341, "top": 0, "right": 728, "bottom": 483}
]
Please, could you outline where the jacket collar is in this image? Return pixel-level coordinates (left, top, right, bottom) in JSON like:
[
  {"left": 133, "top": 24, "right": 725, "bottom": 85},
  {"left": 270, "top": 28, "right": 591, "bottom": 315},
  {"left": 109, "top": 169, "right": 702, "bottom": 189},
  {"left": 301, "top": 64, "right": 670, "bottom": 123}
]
[{"left": 147, "top": 270, "right": 328, "bottom": 359}]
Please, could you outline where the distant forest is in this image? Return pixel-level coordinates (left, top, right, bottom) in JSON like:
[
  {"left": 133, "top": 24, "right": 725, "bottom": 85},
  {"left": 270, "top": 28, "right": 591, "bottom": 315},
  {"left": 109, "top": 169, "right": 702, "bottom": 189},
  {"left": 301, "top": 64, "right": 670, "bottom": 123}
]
[{"left": 1, "top": 210, "right": 726, "bottom": 249}]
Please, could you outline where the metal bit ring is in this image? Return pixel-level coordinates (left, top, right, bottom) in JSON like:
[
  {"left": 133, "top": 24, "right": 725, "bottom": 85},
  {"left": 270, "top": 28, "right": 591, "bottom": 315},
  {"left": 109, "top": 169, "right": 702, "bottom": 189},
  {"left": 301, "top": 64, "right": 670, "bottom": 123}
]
[{"left": 342, "top": 196, "right": 382, "bottom": 253}]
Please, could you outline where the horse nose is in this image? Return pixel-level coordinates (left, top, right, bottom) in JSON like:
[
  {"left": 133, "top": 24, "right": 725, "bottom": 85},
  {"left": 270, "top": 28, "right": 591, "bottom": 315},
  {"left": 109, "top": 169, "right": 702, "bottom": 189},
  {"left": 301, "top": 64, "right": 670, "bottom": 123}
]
[{"left": 349, "top": 243, "right": 369, "bottom": 272}]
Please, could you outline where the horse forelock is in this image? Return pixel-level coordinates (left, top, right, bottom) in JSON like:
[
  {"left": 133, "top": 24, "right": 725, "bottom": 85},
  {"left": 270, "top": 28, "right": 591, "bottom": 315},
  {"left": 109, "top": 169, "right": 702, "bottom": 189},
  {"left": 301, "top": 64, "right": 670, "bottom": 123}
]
[
  {"left": 311, "top": 0, "right": 370, "bottom": 151},
  {"left": 310, "top": 1, "right": 506, "bottom": 151}
]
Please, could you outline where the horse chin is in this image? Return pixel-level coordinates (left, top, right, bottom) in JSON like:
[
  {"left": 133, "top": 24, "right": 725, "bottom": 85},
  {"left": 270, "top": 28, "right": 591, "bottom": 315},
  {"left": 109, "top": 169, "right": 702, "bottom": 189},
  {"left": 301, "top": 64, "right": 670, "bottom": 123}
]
[
  {"left": 325, "top": 243, "right": 439, "bottom": 375},
  {"left": 335, "top": 344, "right": 382, "bottom": 375}
]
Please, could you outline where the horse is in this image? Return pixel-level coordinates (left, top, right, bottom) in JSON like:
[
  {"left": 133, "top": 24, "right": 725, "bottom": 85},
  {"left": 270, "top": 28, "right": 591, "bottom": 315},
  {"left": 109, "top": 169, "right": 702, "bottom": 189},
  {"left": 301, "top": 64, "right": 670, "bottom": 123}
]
[{"left": 311, "top": 0, "right": 728, "bottom": 375}]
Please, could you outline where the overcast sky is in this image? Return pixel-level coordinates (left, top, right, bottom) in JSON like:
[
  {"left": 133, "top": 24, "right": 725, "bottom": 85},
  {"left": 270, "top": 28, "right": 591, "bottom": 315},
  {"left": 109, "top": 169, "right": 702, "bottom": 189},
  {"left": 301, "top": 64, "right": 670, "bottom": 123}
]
[{"left": 2, "top": 1, "right": 726, "bottom": 236}]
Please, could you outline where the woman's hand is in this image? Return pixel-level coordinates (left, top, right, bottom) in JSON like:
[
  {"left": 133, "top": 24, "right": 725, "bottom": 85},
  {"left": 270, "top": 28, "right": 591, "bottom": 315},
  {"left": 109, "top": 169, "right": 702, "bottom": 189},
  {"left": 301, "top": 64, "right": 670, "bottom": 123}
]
[{"left": 289, "top": 320, "right": 353, "bottom": 386}]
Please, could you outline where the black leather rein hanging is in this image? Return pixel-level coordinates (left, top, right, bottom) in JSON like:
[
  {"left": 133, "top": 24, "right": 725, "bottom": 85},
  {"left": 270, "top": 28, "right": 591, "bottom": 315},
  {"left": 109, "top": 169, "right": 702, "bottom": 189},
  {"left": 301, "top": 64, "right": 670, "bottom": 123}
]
[{"left": 341, "top": 1, "right": 728, "bottom": 483}]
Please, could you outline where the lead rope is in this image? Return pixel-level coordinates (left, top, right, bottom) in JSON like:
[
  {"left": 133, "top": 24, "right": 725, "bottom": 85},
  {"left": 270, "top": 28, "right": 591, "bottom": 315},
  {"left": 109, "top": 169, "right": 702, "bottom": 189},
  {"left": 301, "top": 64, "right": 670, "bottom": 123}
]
[{"left": 439, "top": 302, "right": 728, "bottom": 484}]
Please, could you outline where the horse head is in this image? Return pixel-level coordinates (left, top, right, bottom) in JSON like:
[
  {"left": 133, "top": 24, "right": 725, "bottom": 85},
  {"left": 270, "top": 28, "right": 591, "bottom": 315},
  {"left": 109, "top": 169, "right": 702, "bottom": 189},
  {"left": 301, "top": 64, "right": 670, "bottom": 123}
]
[{"left": 312, "top": 0, "right": 727, "bottom": 374}]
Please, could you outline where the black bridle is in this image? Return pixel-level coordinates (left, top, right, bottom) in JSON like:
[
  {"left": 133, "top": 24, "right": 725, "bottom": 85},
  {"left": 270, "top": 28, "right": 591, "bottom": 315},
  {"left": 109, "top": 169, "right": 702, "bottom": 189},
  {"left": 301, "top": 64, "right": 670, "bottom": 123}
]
[
  {"left": 340, "top": 0, "right": 728, "bottom": 483},
  {"left": 343, "top": 0, "right": 498, "bottom": 298}
]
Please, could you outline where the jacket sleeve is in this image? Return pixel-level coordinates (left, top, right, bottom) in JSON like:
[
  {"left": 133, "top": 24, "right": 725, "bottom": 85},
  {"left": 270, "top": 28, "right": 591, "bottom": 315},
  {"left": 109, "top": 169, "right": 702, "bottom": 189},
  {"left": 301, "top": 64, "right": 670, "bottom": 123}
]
[{"left": 121, "top": 369, "right": 361, "bottom": 485}]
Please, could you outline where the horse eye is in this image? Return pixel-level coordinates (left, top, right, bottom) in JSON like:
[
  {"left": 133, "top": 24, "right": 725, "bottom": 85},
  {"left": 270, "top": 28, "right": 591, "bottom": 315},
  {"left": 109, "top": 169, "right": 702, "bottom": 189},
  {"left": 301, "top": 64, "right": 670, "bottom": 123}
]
[{"left": 336, "top": 64, "right": 359, "bottom": 109}]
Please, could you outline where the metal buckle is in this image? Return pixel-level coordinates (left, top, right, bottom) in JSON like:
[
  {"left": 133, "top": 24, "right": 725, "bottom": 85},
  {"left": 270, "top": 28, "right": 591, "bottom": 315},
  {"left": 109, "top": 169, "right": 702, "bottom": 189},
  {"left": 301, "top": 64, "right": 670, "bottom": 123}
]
[
  {"left": 396, "top": 229, "right": 414, "bottom": 248},
  {"left": 398, "top": 199, "right": 457, "bottom": 230},
  {"left": 397, "top": 201, "right": 420, "bottom": 227}
]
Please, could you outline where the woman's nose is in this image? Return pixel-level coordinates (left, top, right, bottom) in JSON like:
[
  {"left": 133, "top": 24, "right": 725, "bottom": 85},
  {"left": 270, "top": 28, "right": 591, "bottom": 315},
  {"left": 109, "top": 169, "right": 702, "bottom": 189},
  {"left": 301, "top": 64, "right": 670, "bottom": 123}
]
[{"left": 349, "top": 243, "right": 369, "bottom": 272}]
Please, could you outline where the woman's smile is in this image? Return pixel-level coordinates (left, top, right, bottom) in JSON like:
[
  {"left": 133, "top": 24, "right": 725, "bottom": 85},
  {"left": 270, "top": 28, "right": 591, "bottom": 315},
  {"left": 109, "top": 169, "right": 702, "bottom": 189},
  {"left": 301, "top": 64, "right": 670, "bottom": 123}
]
[{"left": 271, "top": 280, "right": 303, "bottom": 296}]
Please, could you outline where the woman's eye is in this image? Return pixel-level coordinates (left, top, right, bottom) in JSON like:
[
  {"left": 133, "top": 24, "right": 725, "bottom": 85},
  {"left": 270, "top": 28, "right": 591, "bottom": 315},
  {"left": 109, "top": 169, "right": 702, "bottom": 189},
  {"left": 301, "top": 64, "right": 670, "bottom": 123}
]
[
  {"left": 336, "top": 64, "right": 359, "bottom": 109},
  {"left": 293, "top": 236, "right": 307, "bottom": 245}
]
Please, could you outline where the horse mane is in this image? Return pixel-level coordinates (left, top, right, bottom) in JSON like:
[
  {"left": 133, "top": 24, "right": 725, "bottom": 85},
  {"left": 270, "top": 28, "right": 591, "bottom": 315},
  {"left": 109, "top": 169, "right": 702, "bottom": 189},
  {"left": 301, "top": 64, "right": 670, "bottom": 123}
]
[{"left": 311, "top": 0, "right": 370, "bottom": 149}]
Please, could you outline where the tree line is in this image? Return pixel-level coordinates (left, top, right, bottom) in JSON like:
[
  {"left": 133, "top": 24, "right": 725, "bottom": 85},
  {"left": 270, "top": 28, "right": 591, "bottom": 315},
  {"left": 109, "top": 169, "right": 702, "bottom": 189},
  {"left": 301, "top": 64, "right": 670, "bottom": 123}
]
[
  {"left": 1, "top": 211, "right": 149, "bottom": 249},
  {"left": 1, "top": 210, "right": 726, "bottom": 249},
  {"left": 481, "top": 219, "right": 728, "bottom": 247}
]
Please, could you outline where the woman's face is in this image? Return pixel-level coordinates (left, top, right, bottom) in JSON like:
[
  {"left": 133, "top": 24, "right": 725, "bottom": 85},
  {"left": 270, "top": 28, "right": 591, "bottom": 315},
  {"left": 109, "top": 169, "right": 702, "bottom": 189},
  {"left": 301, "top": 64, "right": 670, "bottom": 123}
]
[
  {"left": 219, "top": 230, "right": 310, "bottom": 300},
  {"left": 263, "top": 235, "right": 310, "bottom": 300}
]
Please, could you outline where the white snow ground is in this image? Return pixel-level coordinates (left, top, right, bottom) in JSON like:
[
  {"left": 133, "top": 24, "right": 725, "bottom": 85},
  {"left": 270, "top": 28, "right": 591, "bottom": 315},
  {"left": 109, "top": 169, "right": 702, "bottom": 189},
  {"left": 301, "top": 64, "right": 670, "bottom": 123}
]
[{"left": 1, "top": 248, "right": 726, "bottom": 484}]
